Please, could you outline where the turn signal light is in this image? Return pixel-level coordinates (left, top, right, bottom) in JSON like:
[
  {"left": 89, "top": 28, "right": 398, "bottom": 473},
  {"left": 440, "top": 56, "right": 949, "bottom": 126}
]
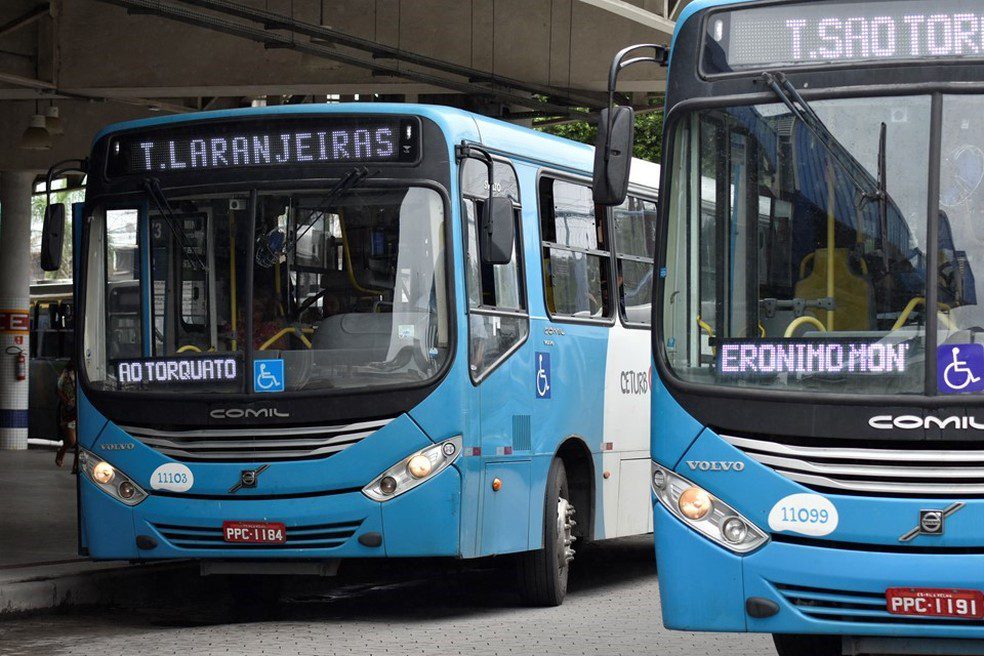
[
  {"left": 92, "top": 461, "right": 116, "bottom": 485},
  {"left": 678, "top": 486, "right": 712, "bottom": 520}
]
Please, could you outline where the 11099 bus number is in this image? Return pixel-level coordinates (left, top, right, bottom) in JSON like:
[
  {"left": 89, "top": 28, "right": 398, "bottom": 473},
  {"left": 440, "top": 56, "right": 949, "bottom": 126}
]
[
  {"left": 768, "top": 493, "right": 839, "bottom": 537},
  {"left": 779, "top": 506, "right": 830, "bottom": 524}
]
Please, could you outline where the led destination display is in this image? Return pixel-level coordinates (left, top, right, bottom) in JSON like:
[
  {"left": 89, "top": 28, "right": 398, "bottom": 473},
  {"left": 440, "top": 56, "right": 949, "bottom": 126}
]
[
  {"left": 717, "top": 340, "right": 911, "bottom": 377},
  {"left": 705, "top": 1, "right": 984, "bottom": 73},
  {"left": 107, "top": 116, "right": 419, "bottom": 177},
  {"left": 115, "top": 356, "right": 239, "bottom": 386}
]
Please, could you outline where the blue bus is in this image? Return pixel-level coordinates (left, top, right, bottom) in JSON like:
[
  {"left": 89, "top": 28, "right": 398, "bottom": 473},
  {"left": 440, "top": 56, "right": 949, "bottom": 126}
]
[
  {"left": 592, "top": 0, "right": 984, "bottom": 652},
  {"left": 45, "top": 103, "right": 659, "bottom": 605}
]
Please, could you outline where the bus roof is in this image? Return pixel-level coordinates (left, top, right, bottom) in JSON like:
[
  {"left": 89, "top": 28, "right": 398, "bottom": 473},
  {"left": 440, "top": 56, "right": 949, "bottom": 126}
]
[
  {"left": 672, "top": 0, "right": 750, "bottom": 50},
  {"left": 92, "top": 103, "right": 658, "bottom": 190}
]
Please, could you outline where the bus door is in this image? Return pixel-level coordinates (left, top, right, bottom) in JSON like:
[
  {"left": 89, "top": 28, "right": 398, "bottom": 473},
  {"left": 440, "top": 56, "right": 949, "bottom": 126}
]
[
  {"left": 149, "top": 208, "right": 219, "bottom": 355},
  {"left": 461, "top": 157, "right": 533, "bottom": 555}
]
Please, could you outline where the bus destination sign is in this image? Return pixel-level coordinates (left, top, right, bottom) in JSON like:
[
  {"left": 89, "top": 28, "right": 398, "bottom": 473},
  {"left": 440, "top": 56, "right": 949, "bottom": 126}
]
[
  {"left": 705, "top": 0, "right": 984, "bottom": 73},
  {"left": 106, "top": 116, "right": 419, "bottom": 177},
  {"left": 114, "top": 356, "right": 240, "bottom": 387},
  {"left": 716, "top": 339, "right": 911, "bottom": 379}
]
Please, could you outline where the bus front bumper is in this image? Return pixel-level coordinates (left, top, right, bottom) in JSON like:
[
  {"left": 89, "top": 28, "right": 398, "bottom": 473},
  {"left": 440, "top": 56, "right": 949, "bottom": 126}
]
[
  {"left": 656, "top": 503, "right": 984, "bottom": 639},
  {"left": 80, "top": 464, "right": 461, "bottom": 561}
]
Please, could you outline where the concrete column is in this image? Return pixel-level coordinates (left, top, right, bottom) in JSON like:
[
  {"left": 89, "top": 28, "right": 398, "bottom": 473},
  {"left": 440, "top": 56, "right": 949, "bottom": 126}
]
[{"left": 0, "top": 171, "right": 34, "bottom": 450}]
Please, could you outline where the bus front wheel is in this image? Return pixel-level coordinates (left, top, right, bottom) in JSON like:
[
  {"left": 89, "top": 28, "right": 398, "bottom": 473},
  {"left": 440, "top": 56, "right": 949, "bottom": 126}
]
[
  {"left": 518, "top": 458, "right": 575, "bottom": 607},
  {"left": 772, "top": 634, "right": 840, "bottom": 656}
]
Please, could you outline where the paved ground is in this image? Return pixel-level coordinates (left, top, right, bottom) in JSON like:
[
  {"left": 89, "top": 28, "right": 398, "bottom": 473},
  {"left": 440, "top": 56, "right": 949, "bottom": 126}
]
[
  {"left": 0, "top": 450, "right": 80, "bottom": 567},
  {"left": 0, "top": 536, "right": 774, "bottom": 656}
]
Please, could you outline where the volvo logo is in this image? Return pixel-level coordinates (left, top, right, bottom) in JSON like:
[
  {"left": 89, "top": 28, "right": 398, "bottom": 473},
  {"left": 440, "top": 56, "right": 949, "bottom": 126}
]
[
  {"left": 899, "top": 502, "right": 965, "bottom": 542},
  {"left": 229, "top": 464, "right": 270, "bottom": 493},
  {"left": 870, "top": 415, "right": 984, "bottom": 430},
  {"left": 686, "top": 460, "right": 746, "bottom": 472},
  {"left": 210, "top": 407, "right": 290, "bottom": 420},
  {"left": 100, "top": 443, "right": 135, "bottom": 451}
]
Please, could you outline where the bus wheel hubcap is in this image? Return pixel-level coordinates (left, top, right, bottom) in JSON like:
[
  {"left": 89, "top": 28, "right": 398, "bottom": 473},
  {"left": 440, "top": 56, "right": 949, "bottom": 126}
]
[{"left": 556, "top": 496, "right": 576, "bottom": 568}]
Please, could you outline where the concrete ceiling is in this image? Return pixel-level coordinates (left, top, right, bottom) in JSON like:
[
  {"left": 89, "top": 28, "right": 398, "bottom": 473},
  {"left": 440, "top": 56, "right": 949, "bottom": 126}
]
[{"left": 0, "top": 0, "right": 684, "bottom": 171}]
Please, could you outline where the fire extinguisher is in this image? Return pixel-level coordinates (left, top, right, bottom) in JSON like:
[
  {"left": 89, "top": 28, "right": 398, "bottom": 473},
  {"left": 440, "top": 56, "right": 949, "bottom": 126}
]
[{"left": 6, "top": 346, "right": 25, "bottom": 381}]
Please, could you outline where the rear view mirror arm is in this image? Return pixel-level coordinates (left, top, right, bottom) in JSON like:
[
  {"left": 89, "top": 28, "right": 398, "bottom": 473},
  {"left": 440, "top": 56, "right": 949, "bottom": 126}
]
[
  {"left": 455, "top": 141, "right": 496, "bottom": 209},
  {"left": 603, "top": 44, "right": 668, "bottom": 166},
  {"left": 43, "top": 158, "right": 88, "bottom": 207}
]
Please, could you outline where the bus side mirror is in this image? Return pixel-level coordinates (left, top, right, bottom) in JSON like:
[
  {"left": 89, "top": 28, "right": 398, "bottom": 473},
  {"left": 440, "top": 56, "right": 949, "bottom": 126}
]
[
  {"left": 481, "top": 196, "right": 515, "bottom": 266},
  {"left": 592, "top": 105, "right": 635, "bottom": 206},
  {"left": 41, "top": 203, "right": 66, "bottom": 272}
]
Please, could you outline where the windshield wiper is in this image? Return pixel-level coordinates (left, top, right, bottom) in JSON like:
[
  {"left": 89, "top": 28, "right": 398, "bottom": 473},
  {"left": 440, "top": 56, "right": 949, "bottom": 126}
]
[
  {"left": 760, "top": 71, "right": 878, "bottom": 200},
  {"left": 865, "top": 122, "right": 892, "bottom": 273},
  {"left": 142, "top": 177, "right": 208, "bottom": 271},
  {"left": 291, "top": 166, "right": 374, "bottom": 249}
]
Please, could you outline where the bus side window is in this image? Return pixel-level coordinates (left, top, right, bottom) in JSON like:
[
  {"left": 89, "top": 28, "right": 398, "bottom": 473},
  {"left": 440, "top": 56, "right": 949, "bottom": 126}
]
[
  {"left": 613, "top": 196, "right": 657, "bottom": 326},
  {"left": 539, "top": 177, "right": 614, "bottom": 321},
  {"left": 461, "top": 158, "right": 528, "bottom": 381}
]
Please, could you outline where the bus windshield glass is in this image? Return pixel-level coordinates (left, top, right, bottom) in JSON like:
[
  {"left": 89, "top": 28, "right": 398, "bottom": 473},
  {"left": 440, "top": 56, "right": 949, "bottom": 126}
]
[
  {"left": 662, "top": 95, "right": 942, "bottom": 395},
  {"left": 82, "top": 185, "right": 449, "bottom": 394}
]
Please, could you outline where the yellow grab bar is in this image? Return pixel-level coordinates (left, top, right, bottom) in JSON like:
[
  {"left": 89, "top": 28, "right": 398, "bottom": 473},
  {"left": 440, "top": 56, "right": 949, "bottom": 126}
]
[
  {"left": 892, "top": 297, "right": 956, "bottom": 331},
  {"left": 697, "top": 315, "right": 714, "bottom": 337},
  {"left": 784, "top": 316, "right": 827, "bottom": 338},
  {"left": 259, "top": 326, "right": 313, "bottom": 351},
  {"left": 176, "top": 344, "right": 202, "bottom": 353}
]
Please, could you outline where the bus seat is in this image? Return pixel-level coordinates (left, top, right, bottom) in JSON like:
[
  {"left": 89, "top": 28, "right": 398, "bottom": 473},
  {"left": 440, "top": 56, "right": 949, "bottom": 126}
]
[
  {"left": 312, "top": 313, "right": 393, "bottom": 353},
  {"left": 794, "top": 248, "right": 875, "bottom": 331}
]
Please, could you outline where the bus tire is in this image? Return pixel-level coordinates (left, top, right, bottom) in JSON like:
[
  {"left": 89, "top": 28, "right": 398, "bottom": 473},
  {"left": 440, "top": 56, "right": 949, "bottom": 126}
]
[
  {"left": 518, "top": 458, "right": 575, "bottom": 607},
  {"left": 772, "top": 634, "right": 840, "bottom": 656}
]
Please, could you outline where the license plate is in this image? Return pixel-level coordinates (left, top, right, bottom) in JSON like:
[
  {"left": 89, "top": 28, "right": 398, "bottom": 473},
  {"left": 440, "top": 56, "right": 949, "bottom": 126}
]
[
  {"left": 886, "top": 588, "right": 984, "bottom": 619},
  {"left": 222, "top": 521, "right": 287, "bottom": 544}
]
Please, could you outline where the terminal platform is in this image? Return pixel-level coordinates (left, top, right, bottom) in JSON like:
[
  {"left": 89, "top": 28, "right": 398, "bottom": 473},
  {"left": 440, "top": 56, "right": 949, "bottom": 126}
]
[{"left": 0, "top": 448, "right": 186, "bottom": 615}]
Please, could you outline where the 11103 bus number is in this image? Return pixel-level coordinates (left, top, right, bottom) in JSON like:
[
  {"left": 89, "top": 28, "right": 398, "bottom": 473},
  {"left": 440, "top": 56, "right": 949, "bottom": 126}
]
[{"left": 149, "top": 463, "right": 195, "bottom": 492}]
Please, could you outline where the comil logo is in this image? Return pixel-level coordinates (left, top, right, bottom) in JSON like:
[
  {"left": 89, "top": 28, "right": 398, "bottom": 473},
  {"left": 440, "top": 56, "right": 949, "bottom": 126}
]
[
  {"left": 210, "top": 407, "right": 290, "bottom": 420},
  {"left": 869, "top": 415, "right": 984, "bottom": 431}
]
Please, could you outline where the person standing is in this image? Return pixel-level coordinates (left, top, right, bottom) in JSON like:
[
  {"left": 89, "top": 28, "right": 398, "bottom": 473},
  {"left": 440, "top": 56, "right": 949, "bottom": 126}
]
[{"left": 55, "top": 359, "right": 78, "bottom": 473}]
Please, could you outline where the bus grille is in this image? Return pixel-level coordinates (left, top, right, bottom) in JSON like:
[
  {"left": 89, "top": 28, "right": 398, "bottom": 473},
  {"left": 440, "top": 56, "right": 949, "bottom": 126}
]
[
  {"left": 723, "top": 434, "right": 984, "bottom": 497},
  {"left": 122, "top": 418, "right": 393, "bottom": 462},
  {"left": 776, "top": 583, "right": 976, "bottom": 626},
  {"left": 153, "top": 520, "right": 363, "bottom": 550}
]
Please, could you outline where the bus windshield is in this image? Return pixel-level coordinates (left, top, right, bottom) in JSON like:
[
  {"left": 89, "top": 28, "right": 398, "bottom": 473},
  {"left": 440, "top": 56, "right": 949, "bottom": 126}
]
[
  {"left": 662, "top": 95, "right": 945, "bottom": 395},
  {"left": 82, "top": 185, "right": 449, "bottom": 394}
]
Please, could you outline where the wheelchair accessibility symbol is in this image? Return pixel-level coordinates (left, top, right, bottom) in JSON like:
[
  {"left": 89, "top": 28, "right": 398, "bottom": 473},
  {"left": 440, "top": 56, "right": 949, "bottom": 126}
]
[
  {"left": 938, "top": 344, "right": 984, "bottom": 394},
  {"left": 254, "top": 359, "right": 285, "bottom": 393},
  {"left": 535, "top": 352, "right": 551, "bottom": 399}
]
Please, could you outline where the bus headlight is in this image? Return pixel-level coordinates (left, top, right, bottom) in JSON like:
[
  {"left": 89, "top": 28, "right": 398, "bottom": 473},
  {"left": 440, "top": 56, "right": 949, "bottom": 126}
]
[
  {"left": 363, "top": 436, "right": 462, "bottom": 502},
  {"left": 78, "top": 449, "right": 148, "bottom": 507},
  {"left": 651, "top": 462, "right": 767, "bottom": 554}
]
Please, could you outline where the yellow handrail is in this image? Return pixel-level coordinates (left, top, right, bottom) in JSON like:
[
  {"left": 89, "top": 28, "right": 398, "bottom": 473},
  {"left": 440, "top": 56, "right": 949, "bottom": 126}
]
[
  {"left": 784, "top": 316, "right": 827, "bottom": 338},
  {"left": 340, "top": 210, "right": 387, "bottom": 296},
  {"left": 176, "top": 344, "right": 202, "bottom": 353},
  {"left": 697, "top": 315, "right": 714, "bottom": 337},
  {"left": 259, "top": 326, "right": 313, "bottom": 351},
  {"left": 892, "top": 297, "right": 957, "bottom": 331}
]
